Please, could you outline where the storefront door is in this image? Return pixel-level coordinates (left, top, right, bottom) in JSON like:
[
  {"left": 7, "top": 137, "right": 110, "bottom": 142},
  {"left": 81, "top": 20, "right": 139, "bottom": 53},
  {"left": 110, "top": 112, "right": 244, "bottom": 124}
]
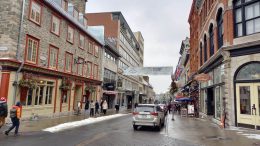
[{"left": 236, "top": 83, "right": 260, "bottom": 129}]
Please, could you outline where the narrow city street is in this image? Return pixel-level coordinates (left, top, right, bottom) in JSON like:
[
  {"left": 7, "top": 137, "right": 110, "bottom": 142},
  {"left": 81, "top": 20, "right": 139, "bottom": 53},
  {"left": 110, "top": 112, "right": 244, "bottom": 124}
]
[{"left": 0, "top": 114, "right": 260, "bottom": 146}]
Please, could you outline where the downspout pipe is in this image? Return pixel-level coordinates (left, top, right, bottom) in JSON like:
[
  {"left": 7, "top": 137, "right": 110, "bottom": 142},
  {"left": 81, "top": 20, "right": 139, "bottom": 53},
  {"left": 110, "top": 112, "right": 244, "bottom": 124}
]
[{"left": 13, "top": 0, "right": 26, "bottom": 105}]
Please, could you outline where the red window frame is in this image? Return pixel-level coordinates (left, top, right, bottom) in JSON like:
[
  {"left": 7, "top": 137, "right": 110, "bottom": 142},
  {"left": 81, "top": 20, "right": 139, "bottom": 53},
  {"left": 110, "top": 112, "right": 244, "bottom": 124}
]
[
  {"left": 24, "top": 35, "right": 40, "bottom": 65},
  {"left": 65, "top": 52, "right": 73, "bottom": 73},
  {"left": 67, "top": 25, "right": 74, "bottom": 44},
  {"left": 77, "top": 57, "right": 84, "bottom": 76},
  {"left": 48, "top": 45, "right": 59, "bottom": 70},
  {"left": 93, "top": 64, "right": 98, "bottom": 80},
  {"left": 88, "top": 42, "right": 93, "bottom": 54},
  {"left": 79, "top": 33, "right": 85, "bottom": 50},
  {"left": 87, "top": 61, "right": 92, "bottom": 78},
  {"left": 94, "top": 45, "right": 99, "bottom": 58},
  {"left": 50, "top": 14, "right": 61, "bottom": 36},
  {"left": 28, "top": 0, "right": 42, "bottom": 26}
]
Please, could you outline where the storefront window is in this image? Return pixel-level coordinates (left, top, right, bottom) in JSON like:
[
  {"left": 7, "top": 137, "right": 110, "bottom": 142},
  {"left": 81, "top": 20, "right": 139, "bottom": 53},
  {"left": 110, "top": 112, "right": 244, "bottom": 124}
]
[
  {"left": 23, "top": 81, "right": 55, "bottom": 106},
  {"left": 239, "top": 86, "right": 251, "bottom": 115},
  {"left": 236, "top": 63, "right": 260, "bottom": 80}
]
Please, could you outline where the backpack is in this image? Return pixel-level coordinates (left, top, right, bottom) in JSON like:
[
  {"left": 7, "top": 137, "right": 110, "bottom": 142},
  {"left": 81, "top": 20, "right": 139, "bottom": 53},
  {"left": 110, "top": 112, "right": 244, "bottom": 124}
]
[{"left": 10, "top": 108, "right": 17, "bottom": 118}]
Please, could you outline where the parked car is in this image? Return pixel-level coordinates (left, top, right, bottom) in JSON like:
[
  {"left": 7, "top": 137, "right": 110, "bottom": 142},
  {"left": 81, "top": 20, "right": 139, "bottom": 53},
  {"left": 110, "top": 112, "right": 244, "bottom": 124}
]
[{"left": 132, "top": 104, "right": 165, "bottom": 131}]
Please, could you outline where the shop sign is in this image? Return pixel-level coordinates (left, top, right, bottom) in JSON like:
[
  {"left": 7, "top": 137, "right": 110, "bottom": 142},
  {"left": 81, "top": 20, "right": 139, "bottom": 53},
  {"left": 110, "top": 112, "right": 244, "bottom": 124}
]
[
  {"left": 188, "top": 105, "right": 194, "bottom": 114},
  {"left": 194, "top": 73, "right": 211, "bottom": 82}
]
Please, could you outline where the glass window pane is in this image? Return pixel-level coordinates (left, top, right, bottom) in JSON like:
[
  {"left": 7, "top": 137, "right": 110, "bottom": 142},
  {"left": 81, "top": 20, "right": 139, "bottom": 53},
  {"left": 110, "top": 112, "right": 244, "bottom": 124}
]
[
  {"left": 245, "top": 0, "right": 252, "bottom": 3},
  {"left": 236, "top": 63, "right": 260, "bottom": 80},
  {"left": 235, "top": 0, "right": 241, "bottom": 6},
  {"left": 245, "top": 4, "right": 254, "bottom": 20},
  {"left": 239, "top": 86, "right": 251, "bottom": 115},
  {"left": 237, "top": 23, "right": 243, "bottom": 36},
  {"left": 236, "top": 8, "right": 242, "bottom": 23},
  {"left": 255, "top": 18, "right": 260, "bottom": 33},
  {"left": 246, "top": 20, "right": 254, "bottom": 35},
  {"left": 254, "top": 2, "right": 260, "bottom": 17}
]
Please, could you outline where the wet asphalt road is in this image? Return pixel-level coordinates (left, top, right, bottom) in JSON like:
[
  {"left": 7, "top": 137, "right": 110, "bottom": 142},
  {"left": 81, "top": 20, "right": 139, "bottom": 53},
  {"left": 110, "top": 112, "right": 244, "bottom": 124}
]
[{"left": 0, "top": 114, "right": 198, "bottom": 146}]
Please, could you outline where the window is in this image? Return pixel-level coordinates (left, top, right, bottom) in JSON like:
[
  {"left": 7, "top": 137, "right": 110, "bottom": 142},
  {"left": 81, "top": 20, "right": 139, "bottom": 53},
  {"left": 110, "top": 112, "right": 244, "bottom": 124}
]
[
  {"left": 62, "top": 0, "right": 67, "bottom": 11},
  {"left": 93, "top": 64, "right": 98, "bottom": 79},
  {"left": 65, "top": 52, "right": 73, "bottom": 72},
  {"left": 49, "top": 46, "right": 58, "bottom": 69},
  {"left": 77, "top": 58, "right": 84, "bottom": 76},
  {"left": 203, "top": 35, "right": 208, "bottom": 62},
  {"left": 234, "top": 0, "right": 260, "bottom": 37},
  {"left": 51, "top": 15, "right": 61, "bottom": 36},
  {"left": 217, "top": 9, "right": 224, "bottom": 49},
  {"left": 200, "top": 42, "right": 203, "bottom": 66},
  {"left": 67, "top": 25, "right": 74, "bottom": 43},
  {"left": 25, "top": 36, "right": 39, "bottom": 64},
  {"left": 209, "top": 24, "right": 214, "bottom": 57},
  {"left": 94, "top": 45, "right": 99, "bottom": 57},
  {"left": 29, "top": 0, "right": 42, "bottom": 25},
  {"left": 79, "top": 34, "right": 84, "bottom": 49},
  {"left": 88, "top": 42, "right": 93, "bottom": 54},
  {"left": 84, "top": 17, "right": 87, "bottom": 27},
  {"left": 87, "top": 62, "right": 92, "bottom": 78},
  {"left": 21, "top": 81, "right": 54, "bottom": 106}
]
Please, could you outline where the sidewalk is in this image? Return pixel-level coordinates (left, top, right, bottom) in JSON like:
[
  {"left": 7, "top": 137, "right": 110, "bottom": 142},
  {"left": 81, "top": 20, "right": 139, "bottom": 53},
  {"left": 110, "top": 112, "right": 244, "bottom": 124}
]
[
  {"left": 0, "top": 109, "right": 131, "bottom": 133},
  {"left": 165, "top": 113, "right": 260, "bottom": 146}
]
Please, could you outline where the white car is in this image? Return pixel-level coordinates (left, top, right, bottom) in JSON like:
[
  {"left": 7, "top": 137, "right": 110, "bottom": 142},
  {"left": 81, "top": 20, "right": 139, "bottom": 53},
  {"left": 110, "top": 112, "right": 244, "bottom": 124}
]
[{"left": 132, "top": 104, "right": 165, "bottom": 130}]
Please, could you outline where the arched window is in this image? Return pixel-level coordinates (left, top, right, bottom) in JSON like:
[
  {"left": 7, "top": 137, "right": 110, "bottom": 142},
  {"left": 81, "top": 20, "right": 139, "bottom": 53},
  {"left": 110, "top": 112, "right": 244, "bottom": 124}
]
[
  {"left": 204, "top": 35, "right": 208, "bottom": 62},
  {"left": 234, "top": 0, "right": 260, "bottom": 37},
  {"left": 209, "top": 24, "right": 214, "bottom": 57},
  {"left": 217, "top": 8, "right": 223, "bottom": 49},
  {"left": 200, "top": 42, "right": 203, "bottom": 66},
  {"left": 236, "top": 62, "right": 260, "bottom": 81}
]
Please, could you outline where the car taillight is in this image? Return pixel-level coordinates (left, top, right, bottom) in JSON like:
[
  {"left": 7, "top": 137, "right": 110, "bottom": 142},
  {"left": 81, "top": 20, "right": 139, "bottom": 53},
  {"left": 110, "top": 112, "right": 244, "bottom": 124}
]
[
  {"left": 150, "top": 112, "right": 158, "bottom": 116},
  {"left": 133, "top": 112, "right": 139, "bottom": 115}
]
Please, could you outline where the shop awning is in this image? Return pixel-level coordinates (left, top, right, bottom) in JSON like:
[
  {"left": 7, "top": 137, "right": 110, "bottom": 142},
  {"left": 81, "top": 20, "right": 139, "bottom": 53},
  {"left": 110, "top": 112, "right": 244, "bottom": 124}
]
[
  {"left": 103, "top": 90, "right": 117, "bottom": 95},
  {"left": 175, "top": 97, "right": 192, "bottom": 102}
]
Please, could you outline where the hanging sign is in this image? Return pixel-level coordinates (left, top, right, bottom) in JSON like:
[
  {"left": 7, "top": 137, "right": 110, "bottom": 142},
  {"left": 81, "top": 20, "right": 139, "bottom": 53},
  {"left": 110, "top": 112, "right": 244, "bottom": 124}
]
[{"left": 194, "top": 73, "right": 211, "bottom": 82}]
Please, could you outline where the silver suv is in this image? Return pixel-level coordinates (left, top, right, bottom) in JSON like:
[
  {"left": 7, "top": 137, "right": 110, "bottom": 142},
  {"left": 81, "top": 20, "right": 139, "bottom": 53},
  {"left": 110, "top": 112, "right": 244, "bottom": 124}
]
[{"left": 132, "top": 104, "right": 165, "bottom": 130}]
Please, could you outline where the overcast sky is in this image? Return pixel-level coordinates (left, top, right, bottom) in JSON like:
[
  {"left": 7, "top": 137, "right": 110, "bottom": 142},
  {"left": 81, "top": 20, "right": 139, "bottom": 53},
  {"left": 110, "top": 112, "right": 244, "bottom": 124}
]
[{"left": 86, "top": 0, "right": 192, "bottom": 94}]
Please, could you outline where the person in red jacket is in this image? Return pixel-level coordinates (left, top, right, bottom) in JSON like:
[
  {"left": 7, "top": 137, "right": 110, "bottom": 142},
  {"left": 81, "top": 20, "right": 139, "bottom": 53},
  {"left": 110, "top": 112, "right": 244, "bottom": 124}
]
[
  {"left": 0, "top": 97, "right": 8, "bottom": 128},
  {"left": 5, "top": 101, "right": 22, "bottom": 136}
]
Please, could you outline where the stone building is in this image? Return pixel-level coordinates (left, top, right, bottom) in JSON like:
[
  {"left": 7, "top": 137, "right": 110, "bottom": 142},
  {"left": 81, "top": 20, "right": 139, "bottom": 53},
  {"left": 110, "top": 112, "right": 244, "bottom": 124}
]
[
  {"left": 86, "top": 12, "right": 145, "bottom": 110},
  {"left": 0, "top": 0, "right": 104, "bottom": 119},
  {"left": 189, "top": 0, "right": 260, "bottom": 129}
]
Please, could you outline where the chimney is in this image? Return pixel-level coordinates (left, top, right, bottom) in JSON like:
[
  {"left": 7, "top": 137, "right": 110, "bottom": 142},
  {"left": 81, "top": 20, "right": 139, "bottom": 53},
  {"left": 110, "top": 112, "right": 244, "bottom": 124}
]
[{"left": 70, "top": 0, "right": 87, "bottom": 13}]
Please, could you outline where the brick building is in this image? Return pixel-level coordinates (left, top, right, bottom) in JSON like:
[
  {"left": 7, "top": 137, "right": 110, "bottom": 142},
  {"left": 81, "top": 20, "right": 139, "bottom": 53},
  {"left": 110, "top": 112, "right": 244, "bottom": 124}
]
[
  {"left": 189, "top": 0, "right": 260, "bottom": 129},
  {"left": 0, "top": 0, "right": 104, "bottom": 119},
  {"left": 87, "top": 12, "right": 145, "bottom": 110}
]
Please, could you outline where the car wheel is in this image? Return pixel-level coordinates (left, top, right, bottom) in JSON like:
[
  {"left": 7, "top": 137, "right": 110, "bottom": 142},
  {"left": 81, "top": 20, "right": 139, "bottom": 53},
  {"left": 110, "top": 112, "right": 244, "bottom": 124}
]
[{"left": 133, "top": 125, "right": 138, "bottom": 130}]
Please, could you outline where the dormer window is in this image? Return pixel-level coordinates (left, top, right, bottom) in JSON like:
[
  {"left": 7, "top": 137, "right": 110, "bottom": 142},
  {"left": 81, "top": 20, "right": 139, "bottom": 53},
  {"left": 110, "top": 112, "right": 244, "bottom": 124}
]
[
  {"left": 53, "top": 0, "right": 67, "bottom": 11},
  {"left": 73, "top": 8, "right": 79, "bottom": 20}
]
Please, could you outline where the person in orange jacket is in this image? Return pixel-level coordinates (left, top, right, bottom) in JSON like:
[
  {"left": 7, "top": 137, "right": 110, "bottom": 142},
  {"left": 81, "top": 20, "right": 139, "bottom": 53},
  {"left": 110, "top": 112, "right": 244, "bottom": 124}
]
[{"left": 5, "top": 101, "right": 22, "bottom": 136}]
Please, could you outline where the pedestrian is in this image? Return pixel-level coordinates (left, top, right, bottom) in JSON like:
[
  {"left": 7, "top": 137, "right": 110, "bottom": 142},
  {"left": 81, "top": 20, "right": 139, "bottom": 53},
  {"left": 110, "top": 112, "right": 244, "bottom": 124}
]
[
  {"left": 95, "top": 100, "right": 99, "bottom": 115},
  {"left": 77, "top": 101, "right": 81, "bottom": 115},
  {"left": 115, "top": 104, "right": 119, "bottom": 113},
  {"left": 134, "top": 102, "right": 138, "bottom": 108},
  {"left": 0, "top": 97, "right": 8, "bottom": 129},
  {"left": 5, "top": 101, "right": 22, "bottom": 136},
  {"left": 84, "top": 100, "right": 89, "bottom": 118},
  {"left": 171, "top": 103, "right": 175, "bottom": 121},
  {"left": 90, "top": 100, "right": 95, "bottom": 117},
  {"left": 100, "top": 99, "right": 104, "bottom": 114},
  {"left": 102, "top": 100, "right": 108, "bottom": 115}
]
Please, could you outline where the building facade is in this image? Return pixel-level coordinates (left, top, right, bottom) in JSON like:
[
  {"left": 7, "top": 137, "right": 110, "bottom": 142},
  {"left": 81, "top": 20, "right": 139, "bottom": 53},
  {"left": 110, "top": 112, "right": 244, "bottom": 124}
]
[
  {"left": 87, "top": 12, "right": 144, "bottom": 110},
  {"left": 189, "top": 0, "right": 260, "bottom": 129},
  {"left": 0, "top": 0, "right": 104, "bottom": 119}
]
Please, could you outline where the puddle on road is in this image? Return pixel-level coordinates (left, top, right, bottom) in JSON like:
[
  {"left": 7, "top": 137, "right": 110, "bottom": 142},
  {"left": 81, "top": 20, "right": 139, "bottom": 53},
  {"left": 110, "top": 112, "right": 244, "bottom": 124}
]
[{"left": 203, "top": 135, "right": 232, "bottom": 141}]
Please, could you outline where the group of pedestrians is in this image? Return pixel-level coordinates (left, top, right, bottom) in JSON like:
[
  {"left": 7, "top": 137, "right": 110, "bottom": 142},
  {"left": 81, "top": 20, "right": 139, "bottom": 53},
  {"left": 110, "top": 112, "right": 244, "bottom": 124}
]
[
  {"left": 0, "top": 97, "right": 22, "bottom": 136},
  {"left": 84, "top": 99, "right": 108, "bottom": 117}
]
